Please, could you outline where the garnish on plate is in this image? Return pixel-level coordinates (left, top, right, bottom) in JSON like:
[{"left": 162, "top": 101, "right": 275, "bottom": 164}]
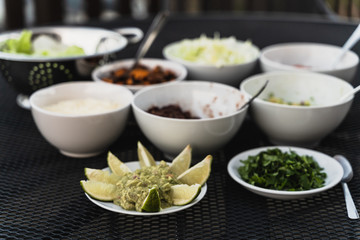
[
  {"left": 81, "top": 142, "right": 212, "bottom": 212},
  {"left": 238, "top": 148, "right": 326, "bottom": 191}
]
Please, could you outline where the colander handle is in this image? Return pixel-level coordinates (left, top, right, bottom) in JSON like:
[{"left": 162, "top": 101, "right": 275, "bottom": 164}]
[{"left": 114, "top": 27, "right": 144, "bottom": 44}]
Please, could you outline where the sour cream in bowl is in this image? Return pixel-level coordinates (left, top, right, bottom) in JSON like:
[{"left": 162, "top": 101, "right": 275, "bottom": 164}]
[
  {"left": 30, "top": 81, "right": 133, "bottom": 158},
  {"left": 163, "top": 34, "right": 260, "bottom": 87}
]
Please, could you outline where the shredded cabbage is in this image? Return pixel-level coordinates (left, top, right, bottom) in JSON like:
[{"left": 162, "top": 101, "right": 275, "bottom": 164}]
[
  {"left": 0, "top": 30, "right": 85, "bottom": 57},
  {"left": 167, "top": 34, "right": 257, "bottom": 67}
]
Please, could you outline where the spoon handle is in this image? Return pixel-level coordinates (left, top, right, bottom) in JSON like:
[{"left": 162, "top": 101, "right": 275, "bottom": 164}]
[
  {"left": 133, "top": 11, "right": 169, "bottom": 66},
  {"left": 339, "top": 84, "right": 360, "bottom": 102},
  {"left": 332, "top": 23, "right": 360, "bottom": 69},
  {"left": 239, "top": 80, "right": 269, "bottom": 111},
  {"left": 341, "top": 182, "right": 360, "bottom": 219}
]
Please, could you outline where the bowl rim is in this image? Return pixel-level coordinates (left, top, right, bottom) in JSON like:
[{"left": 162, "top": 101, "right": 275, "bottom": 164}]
[
  {"left": 29, "top": 81, "right": 133, "bottom": 117},
  {"left": 162, "top": 39, "right": 260, "bottom": 68},
  {"left": 91, "top": 58, "right": 188, "bottom": 91},
  {"left": 260, "top": 42, "right": 359, "bottom": 71},
  {"left": 240, "top": 71, "right": 354, "bottom": 109},
  {"left": 132, "top": 80, "right": 249, "bottom": 122},
  {"left": 0, "top": 26, "right": 129, "bottom": 62}
]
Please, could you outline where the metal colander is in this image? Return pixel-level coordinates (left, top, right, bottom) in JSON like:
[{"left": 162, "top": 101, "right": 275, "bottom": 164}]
[{"left": 0, "top": 26, "right": 142, "bottom": 107}]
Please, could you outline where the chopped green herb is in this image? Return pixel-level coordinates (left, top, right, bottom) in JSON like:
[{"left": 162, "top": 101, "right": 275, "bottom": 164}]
[{"left": 238, "top": 148, "right": 326, "bottom": 191}]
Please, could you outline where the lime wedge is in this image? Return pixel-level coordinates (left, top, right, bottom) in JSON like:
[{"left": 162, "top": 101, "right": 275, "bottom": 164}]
[
  {"left": 84, "top": 168, "right": 121, "bottom": 185},
  {"left": 141, "top": 187, "right": 161, "bottom": 212},
  {"left": 170, "top": 184, "right": 201, "bottom": 206},
  {"left": 177, "top": 155, "right": 212, "bottom": 186},
  {"left": 169, "top": 145, "right": 192, "bottom": 177},
  {"left": 137, "top": 141, "right": 156, "bottom": 168},
  {"left": 107, "top": 151, "right": 132, "bottom": 176},
  {"left": 80, "top": 180, "right": 117, "bottom": 201}
]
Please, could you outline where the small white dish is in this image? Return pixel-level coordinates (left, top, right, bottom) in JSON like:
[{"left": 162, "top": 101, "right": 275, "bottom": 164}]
[
  {"left": 227, "top": 146, "right": 343, "bottom": 200},
  {"left": 85, "top": 161, "right": 207, "bottom": 215}
]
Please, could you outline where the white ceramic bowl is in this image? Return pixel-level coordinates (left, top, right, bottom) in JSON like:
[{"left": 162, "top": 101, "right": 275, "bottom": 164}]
[
  {"left": 227, "top": 146, "right": 343, "bottom": 200},
  {"left": 29, "top": 81, "right": 133, "bottom": 158},
  {"left": 132, "top": 81, "right": 249, "bottom": 158},
  {"left": 240, "top": 71, "right": 354, "bottom": 147},
  {"left": 92, "top": 58, "right": 187, "bottom": 93},
  {"left": 163, "top": 39, "right": 260, "bottom": 87},
  {"left": 260, "top": 42, "right": 359, "bottom": 82}
]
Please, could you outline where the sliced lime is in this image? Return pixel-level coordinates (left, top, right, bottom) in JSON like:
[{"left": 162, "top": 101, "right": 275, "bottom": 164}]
[
  {"left": 170, "top": 184, "right": 201, "bottom": 206},
  {"left": 107, "top": 151, "right": 132, "bottom": 176},
  {"left": 84, "top": 168, "right": 121, "bottom": 185},
  {"left": 141, "top": 187, "right": 161, "bottom": 212},
  {"left": 80, "top": 180, "right": 117, "bottom": 201},
  {"left": 137, "top": 141, "right": 156, "bottom": 168},
  {"left": 177, "top": 155, "right": 212, "bottom": 186},
  {"left": 169, "top": 145, "right": 192, "bottom": 177}
]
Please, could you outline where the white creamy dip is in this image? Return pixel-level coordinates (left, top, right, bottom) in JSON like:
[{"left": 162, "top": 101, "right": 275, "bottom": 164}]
[{"left": 43, "top": 98, "right": 122, "bottom": 115}]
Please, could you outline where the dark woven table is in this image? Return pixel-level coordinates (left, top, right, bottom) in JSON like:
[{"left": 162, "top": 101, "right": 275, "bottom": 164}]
[{"left": 1, "top": 14, "right": 360, "bottom": 239}]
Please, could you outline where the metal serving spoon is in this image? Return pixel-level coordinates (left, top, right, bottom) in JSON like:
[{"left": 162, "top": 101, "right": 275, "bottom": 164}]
[
  {"left": 95, "top": 11, "right": 168, "bottom": 68},
  {"left": 239, "top": 80, "right": 269, "bottom": 111},
  {"left": 334, "top": 155, "right": 359, "bottom": 219},
  {"left": 113, "top": 11, "right": 168, "bottom": 81},
  {"left": 131, "top": 10, "right": 169, "bottom": 69}
]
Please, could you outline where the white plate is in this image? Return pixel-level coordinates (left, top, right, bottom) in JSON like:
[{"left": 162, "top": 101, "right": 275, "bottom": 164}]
[
  {"left": 85, "top": 161, "right": 207, "bottom": 215},
  {"left": 227, "top": 146, "right": 343, "bottom": 200}
]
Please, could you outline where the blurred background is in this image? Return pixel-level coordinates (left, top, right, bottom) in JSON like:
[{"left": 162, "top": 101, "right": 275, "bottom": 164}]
[{"left": 1, "top": 0, "right": 360, "bottom": 30}]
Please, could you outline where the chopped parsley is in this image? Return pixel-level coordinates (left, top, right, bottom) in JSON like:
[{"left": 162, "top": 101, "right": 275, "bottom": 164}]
[{"left": 238, "top": 148, "right": 327, "bottom": 191}]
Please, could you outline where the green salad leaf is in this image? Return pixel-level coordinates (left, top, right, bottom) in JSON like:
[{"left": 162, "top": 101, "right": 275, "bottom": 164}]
[
  {"left": 0, "top": 30, "right": 85, "bottom": 57},
  {"left": 238, "top": 148, "right": 327, "bottom": 191},
  {"left": 1, "top": 30, "right": 32, "bottom": 54},
  {"left": 33, "top": 45, "right": 85, "bottom": 57}
]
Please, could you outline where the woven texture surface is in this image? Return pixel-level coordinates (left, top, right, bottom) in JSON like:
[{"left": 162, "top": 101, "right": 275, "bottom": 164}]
[{"left": 1, "top": 15, "right": 360, "bottom": 239}]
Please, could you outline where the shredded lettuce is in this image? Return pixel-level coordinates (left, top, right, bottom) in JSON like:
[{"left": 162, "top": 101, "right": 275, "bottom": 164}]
[
  {"left": 167, "top": 34, "right": 258, "bottom": 67},
  {"left": 33, "top": 44, "right": 85, "bottom": 57},
  {"left": 1, "top": 30, "right": 33, "bottom": 54},
  {"left": 0, "top": 30, "right": 85, "bottom": 57}
]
